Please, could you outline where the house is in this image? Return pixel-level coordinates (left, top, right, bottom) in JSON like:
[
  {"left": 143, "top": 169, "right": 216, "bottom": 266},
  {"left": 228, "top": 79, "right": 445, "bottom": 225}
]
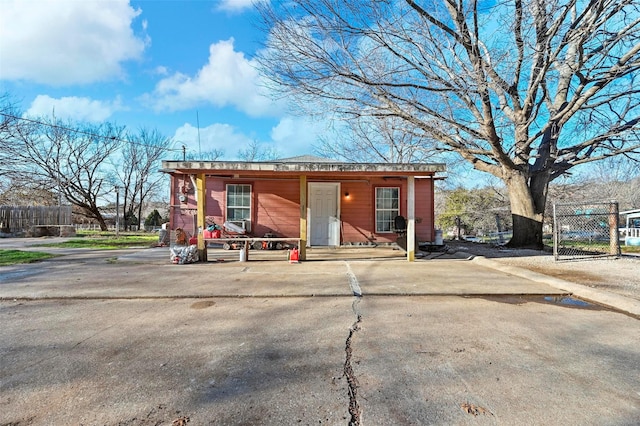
[{"left": 161, "top": 156, "right": 446, "bottom": 261}]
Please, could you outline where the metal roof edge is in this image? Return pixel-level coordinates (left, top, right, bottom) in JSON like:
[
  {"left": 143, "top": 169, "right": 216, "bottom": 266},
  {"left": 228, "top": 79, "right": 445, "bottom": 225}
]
[{"left": 161, "top": 160, "right": 446, "bottom": 173}]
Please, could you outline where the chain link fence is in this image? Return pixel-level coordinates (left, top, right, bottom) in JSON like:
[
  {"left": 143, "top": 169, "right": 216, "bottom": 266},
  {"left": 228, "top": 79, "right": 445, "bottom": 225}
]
[{"left": 553, "top": 202, "right": 620, "bottom": 261}]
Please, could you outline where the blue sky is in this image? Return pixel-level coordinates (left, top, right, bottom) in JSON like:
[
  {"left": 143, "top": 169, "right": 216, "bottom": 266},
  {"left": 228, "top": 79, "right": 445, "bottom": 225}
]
[{"left": 0, "top": 0, "right": 325, "bottom": 160}]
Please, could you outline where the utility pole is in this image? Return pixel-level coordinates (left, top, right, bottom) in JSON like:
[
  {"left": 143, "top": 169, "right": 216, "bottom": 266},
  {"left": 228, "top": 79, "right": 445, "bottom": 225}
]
[
  {"left": 197, "top": 111, "right": 201, "bottom": 157},
  {"left": 115, "top": 186, "right": 120, "bottom": 238}
]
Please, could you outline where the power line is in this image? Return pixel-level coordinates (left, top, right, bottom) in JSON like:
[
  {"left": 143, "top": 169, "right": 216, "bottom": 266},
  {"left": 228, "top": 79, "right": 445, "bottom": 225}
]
[{"left": 0, "top": 112, "right": 185, "bottom": 153}]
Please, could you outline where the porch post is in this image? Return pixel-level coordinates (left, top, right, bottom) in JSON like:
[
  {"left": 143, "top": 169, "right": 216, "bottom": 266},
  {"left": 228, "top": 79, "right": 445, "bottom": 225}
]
[
  {"left": 299, "top": 175, "right": 307, "bottom": 261},
  {"left": 196, "top": 173, "right": 207, "bottom": 261},
  {"left": 407, "top": 176, "right": 416, "bottom": 262}
]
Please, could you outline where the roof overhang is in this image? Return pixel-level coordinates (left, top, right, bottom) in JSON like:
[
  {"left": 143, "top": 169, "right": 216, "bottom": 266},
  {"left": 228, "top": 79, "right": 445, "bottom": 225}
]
[{"left": 161, "top": 160, "right": 446, "bottom": 177}]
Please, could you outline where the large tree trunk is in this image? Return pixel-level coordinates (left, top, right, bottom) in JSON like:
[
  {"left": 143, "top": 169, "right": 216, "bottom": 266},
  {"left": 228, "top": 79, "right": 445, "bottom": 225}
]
[
  {"left": 509, "top": 214, "right": 543, "bottom": 249},
  {"left": 97, "top": 218, "right": 108, "bottom": 232},
  {"left": 81, "top": 205, "right": 108, "bottom": 231},
  {"left": 504, "top": 171, "right": 548, "bottom": 249}
]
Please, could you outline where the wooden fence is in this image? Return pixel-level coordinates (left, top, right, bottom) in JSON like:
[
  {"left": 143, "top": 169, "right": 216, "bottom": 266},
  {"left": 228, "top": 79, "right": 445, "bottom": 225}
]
[{"left": 0, "top": 205, "right": 72, "bottom": 233}]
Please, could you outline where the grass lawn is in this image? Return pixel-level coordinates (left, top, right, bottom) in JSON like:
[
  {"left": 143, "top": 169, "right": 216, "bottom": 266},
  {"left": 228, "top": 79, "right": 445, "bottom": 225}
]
[
  {"left": 553, "top": 239, "right": 640, "bottom": 255},
  {"left": 622, "top": 245, "right": 640, "bottom": 254},
  {"left": 35, "top": 232, "right": 159, "bottom": 250},
  {"left": 1, "top": 232, "right": 160, "bottom": 266},
  {"left": 0, "top": 249, "right": 57, "bottom": 266}
]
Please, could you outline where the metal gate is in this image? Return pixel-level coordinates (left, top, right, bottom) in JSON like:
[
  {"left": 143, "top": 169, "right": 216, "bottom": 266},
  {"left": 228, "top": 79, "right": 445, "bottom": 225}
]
[{"left": 553, "top": 202, "right": 620, "bottom": 261}]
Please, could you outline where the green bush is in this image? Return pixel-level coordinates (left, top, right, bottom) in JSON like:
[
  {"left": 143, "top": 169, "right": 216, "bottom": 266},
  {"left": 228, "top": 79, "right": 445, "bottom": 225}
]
[{"left": 144, "top": 209, "right": 163, "bottom": 227}]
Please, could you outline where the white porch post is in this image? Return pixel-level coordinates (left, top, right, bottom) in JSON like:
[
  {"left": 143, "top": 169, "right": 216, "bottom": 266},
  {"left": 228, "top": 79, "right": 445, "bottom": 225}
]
[
  {"left": 299, "top": 175, "right": 307, "bottom": 261},
  {"left": 407, "top": 176, "right": 416, "bottom": 262}
]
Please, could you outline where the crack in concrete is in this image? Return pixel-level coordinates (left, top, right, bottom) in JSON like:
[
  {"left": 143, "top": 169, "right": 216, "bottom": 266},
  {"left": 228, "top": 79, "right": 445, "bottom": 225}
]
[
  {"left": 344, "top": 261, "right": 363, "bottom": 425},
  {"left": 344, "top": 313, "right": 362, "bottom": 426}
]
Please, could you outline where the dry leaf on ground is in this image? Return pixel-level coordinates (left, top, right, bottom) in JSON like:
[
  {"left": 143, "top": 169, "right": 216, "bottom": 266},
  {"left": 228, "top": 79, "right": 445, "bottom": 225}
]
[{"left": 461, "top": 402, "right": 492, "bottom": 416}]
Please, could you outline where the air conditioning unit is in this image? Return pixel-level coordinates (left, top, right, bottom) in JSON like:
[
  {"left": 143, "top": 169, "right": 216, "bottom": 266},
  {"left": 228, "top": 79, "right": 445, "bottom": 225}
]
[{"left": 227, "top": 220, "right": 251, "bottom": 233}]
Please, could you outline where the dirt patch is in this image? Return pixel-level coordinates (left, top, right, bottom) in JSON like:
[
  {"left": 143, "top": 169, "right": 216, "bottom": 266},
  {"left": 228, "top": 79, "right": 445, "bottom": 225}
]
[
  {"left": 520, "top": 264, "right": 605, "bottom": 285},
  {"left": 447, "top": 240, "right": 640, "bottom": 302}
]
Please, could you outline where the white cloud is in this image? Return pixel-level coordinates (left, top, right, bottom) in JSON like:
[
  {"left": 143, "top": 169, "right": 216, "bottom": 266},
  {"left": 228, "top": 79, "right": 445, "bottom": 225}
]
[
  {"left": 0, "top": 0, "right": 147, "bottom": 85},
  {"left": 144, "top": 39, "right": 281, "bottom": 117},
  {"left": 173, "top": 115, "right": 322, "bottom": 160},
  {"left": 270, "top": 116, "right": 325, "bottom": 157},
  {"left": 216, "top": 0, "right": 267, "bottom": 13},
  {"left": 153, "top": 66, "right": 170, "bottom": 76},
  {"left": 25, "top": 95, "right": 122, "bottom": 122}
]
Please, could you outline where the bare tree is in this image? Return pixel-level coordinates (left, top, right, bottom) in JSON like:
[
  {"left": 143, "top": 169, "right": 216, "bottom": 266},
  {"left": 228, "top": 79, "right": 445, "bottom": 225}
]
[
  {"left": 113, "top": 128, "right": 173, "bottom": 230},
  {"left": 550, "top": 156, "right": 640, "bottom": 210},
  {"left": 0, "top": 176, "right": 58, "bottom": 206},
  {"left": 437, "top": 186, "right": 511, "bottom": 236},
  {"left": 184, "top": 148, "right": 225, "bottom": 161},
  {"left": 317, "top": 116, "right": 439, "bottom": 163},
  {"left": 257, "top": 0, "right": 640, "bottom": 248},
  {"left": 238, "top": 140, "right": 280, "bottom": 161},
  {"left": 588, "top": 157, "right": 640, "bottom": 209},
  {"left": 7, "top": 116, "right": 122, "bottom": 230},
  {"left": 0, "top": 93, "right": 28, "bottom": 179}
]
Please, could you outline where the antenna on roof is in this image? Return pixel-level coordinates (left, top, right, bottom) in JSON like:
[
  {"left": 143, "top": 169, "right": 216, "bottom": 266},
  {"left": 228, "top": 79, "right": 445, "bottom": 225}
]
[{"left": 196, "top": 110, "right": 201, "bottom": 157}]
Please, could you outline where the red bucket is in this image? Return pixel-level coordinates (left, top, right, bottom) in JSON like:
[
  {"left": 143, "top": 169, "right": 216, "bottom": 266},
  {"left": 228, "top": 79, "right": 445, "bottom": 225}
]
[{"left": 204, "top": 229, "right": 221, "bottom": 239}]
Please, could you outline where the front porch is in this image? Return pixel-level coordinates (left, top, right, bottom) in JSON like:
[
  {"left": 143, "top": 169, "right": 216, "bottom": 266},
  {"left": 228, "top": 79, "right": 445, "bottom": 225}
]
[
  {"left": 161, "top": 158, "right": 446, "bottom": 262},
  {"left": 203, "top": 244, "right": 409, "bottom": 263}
]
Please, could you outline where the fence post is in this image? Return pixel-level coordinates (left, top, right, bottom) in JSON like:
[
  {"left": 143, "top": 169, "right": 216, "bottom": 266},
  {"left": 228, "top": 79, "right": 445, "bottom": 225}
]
[
  {"left": 609, "top": 202, "right": 620, "bottom": 257},
  {"left": 115, "top": 186, "right": 120, "bottom": 238},
  {"left": 553, "top": 203, "right": 558, "bottom": 261},
  {"left": 495, "top": 213, "right": 504, "bottom": 244}
]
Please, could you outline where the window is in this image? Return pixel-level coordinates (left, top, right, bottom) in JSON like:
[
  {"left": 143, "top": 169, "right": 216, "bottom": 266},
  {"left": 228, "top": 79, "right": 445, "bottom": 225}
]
[
  {"left": 226, "top": 184, "right": 251, "bottom": 222},
  {"left": 375, "top": 187, "right": 399, "bottom": 233}
]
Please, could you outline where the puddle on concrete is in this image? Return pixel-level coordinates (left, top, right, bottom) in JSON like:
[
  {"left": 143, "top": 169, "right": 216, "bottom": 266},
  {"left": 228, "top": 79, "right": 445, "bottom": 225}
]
[
  {"left": 542, "top": 296, "right": 597, "bottom": 308},
  {"left": 190, "top": 300, "right": 216, "bottom": 309},
  {"left": 476, "top": 295, "right": 607, "bottom": 311},
  {"left": 0, "top": 268, "right": 42, "bottom": 282}
]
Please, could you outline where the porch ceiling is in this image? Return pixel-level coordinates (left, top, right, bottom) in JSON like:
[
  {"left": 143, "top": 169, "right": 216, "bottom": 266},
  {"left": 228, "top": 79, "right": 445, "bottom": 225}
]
[{"left": 161, "top": 160, "right": 446, "bottom": 177}]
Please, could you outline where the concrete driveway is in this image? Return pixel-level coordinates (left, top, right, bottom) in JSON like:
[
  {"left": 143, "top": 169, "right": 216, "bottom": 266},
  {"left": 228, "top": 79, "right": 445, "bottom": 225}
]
[{"left": 1, "top": 242, "right": 639, "bottom": 425}]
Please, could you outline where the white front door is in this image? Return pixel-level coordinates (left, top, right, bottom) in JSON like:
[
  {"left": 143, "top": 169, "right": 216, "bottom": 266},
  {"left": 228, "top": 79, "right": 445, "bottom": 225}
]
[{"left": 309, "top": 183, "right": 340, "bottom": 246}]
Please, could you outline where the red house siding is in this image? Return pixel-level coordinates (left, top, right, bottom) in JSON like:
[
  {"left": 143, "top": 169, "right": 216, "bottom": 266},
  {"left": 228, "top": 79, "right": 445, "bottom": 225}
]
[
  {"left": 335, "top": 178, "right": 435, "bottom": 244},
  {"left": 415, "top": 178, "right": 434, "bottom": 242},
  {"left": 199, "top": 178, "right": 300, "bottom": 237},
  {"left": 170, "top": 175, "right": 197, "bottom": 236},
  {"left": 340, "top": 181, "right": 375, "bottom": 243},
  {"left": 253, "top": 180, "right": 300, "bottom": 237},
  {"left": 169, "top": 174, "right": 437, "bottom": 245},
  {"left": 200, "top": 178, "right": 224, "bottom": 227}
]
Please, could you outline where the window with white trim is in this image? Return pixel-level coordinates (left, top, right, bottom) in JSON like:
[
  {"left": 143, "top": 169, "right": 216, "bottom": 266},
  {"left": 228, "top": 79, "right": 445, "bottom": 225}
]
[
  {"left": 226, "top": 184, "right": 251, "bottom": 222},
  {"left": 375, "top": 187, "right": 400, "bottom": 233}
]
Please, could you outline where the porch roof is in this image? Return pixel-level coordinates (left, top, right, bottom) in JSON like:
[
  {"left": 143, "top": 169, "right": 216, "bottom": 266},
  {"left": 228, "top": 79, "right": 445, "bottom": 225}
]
[{"left": 161, "top": 159, "right": 446, "bottom": 177}]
